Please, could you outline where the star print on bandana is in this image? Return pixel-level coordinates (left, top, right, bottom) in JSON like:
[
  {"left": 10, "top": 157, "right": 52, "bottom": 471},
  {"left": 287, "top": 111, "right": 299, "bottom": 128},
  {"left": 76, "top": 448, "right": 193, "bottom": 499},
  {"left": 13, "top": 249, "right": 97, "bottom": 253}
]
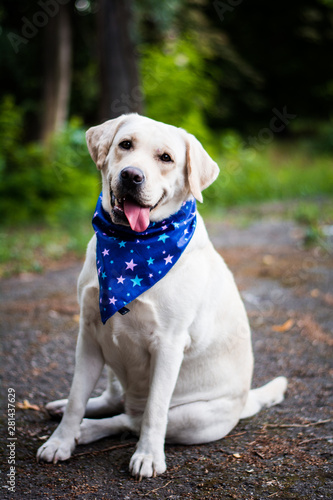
[{"left": 92, "top": 193, "right": 197, "bottom": 324}]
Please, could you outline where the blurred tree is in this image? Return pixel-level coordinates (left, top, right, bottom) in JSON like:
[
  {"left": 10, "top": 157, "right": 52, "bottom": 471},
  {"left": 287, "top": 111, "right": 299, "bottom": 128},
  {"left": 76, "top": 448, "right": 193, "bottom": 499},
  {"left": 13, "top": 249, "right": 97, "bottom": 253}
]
[
  {"left": 41, "top": 2, "right": 72, "bottom": 142},
  {"left": 97, "top": 0, "right": 143, "bottom": 120}
]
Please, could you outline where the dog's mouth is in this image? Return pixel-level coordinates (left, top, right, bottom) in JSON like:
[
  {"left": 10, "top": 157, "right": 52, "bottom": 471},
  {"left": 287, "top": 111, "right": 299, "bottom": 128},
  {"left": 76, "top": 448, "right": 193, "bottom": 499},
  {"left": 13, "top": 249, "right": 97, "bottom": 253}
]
[{"left": 111, "top": 191, "right": 164, "bottom": 233}]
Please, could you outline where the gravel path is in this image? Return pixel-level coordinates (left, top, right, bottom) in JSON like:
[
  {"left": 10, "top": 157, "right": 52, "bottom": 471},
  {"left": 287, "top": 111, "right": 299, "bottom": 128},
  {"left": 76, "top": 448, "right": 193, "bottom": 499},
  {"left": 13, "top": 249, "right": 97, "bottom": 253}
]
[{"left": 1, "top": 206, "right": 332, "bottom": 499}]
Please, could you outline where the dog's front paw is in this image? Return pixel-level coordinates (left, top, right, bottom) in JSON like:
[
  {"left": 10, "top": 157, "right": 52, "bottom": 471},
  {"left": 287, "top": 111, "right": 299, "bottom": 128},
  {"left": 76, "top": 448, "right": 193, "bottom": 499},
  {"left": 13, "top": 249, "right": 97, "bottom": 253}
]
[
  {"left": 37, "top": 436, "right": 75, "bottom": 464},
  {"left": 129, "top": 449, "right": 166, "bottom": 478}
]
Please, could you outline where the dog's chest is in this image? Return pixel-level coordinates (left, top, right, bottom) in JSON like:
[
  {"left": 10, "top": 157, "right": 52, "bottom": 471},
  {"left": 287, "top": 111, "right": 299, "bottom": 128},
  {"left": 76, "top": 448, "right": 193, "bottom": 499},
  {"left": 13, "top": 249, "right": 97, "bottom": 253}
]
[
  {"left": 96, "top": 300, "right": 163, "bottom": 396},
  {"left": 97, "top": 293, "right": 161, "bottom": 357}
]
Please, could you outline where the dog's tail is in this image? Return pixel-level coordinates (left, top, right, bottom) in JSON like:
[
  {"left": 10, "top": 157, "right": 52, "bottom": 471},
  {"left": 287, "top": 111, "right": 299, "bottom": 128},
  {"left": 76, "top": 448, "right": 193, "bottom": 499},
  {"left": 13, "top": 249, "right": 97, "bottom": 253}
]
[{"left": 240, "top": 376, "right": 288, "bottom": 419}]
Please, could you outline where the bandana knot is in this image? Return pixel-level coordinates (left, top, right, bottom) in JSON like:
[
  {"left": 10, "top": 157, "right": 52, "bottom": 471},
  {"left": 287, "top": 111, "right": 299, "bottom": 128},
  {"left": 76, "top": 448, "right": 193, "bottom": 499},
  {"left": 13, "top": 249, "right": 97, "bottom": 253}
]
[{"left": 92, "top": 195, "right": 197, "bottom": 324}]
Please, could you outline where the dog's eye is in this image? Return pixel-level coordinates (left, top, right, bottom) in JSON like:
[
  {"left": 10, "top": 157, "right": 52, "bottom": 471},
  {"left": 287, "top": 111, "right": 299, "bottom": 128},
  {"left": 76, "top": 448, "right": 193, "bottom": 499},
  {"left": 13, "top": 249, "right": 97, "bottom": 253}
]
[
  {"left": 160, "top": 153, "right": 172, "bottom": 162},
  {"left": 119, "top": 140, "right": 132, "bottom": 150}
]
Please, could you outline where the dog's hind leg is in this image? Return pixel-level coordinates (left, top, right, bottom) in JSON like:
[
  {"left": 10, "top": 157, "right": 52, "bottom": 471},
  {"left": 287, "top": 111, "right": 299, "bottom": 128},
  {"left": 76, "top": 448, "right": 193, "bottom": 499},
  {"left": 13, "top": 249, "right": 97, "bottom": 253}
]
[
  {"left": 46, "top": 367, "right": 124, "bottom": 418},
  {"left": 165, "top": 397, "right": 242, "bottom": 445},
  {"left": 165, "top": 378, "right": 287, "bottom": 446},
  {"left": 240, "top": 376, "right": 288, "bottom": 419},
  {"left": 76, "top": 413, "right": 135, "bottom": 445}
]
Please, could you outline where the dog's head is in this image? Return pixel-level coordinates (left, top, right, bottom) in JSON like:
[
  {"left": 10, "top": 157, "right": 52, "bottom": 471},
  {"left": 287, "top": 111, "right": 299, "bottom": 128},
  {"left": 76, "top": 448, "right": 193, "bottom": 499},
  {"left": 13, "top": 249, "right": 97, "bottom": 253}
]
[{"left": 86, "top": 114, "right": 219, "bottom": 232}]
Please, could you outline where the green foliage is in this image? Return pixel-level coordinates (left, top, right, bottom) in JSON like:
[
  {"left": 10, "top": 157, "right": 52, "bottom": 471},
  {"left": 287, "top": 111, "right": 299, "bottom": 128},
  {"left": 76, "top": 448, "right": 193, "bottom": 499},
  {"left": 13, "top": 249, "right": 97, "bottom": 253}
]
[
  {"left": 200, "top": 136, "right": 333, "bottom": 214},
  {"left": 293, "top": 202, "right": 321, "bottom": 226},
  {"left": 135, "top": 0, "right": 183, "bottom": 35},
  {"left": 0, "top": 96, "right": 100, "bottom": 226},
  {"left": 45, "top": 118, "right": 100, "bottom": 226},
  {"left": 141, "top": 37, "right": 217, "bottom": 155},
  {"left": 292, "top": 200, "right": 333, "bottom": 248},
  {"left": 308, "top": 121, "right": 333, "bottom": 155}
]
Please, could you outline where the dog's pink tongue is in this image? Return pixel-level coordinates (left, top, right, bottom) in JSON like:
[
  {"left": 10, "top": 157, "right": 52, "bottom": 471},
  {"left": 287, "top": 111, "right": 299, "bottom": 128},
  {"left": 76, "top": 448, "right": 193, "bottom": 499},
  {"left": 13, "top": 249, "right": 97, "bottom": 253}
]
[{"left": 123, "top": 198, "right": 150, "bottom": 232}]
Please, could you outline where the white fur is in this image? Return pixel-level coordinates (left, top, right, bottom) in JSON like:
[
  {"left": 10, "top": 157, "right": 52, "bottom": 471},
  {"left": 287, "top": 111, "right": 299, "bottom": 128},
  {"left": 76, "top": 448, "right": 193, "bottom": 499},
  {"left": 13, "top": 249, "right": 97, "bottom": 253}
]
[{"left": 37, "top": 114, "right": 287, "bottom": 478}]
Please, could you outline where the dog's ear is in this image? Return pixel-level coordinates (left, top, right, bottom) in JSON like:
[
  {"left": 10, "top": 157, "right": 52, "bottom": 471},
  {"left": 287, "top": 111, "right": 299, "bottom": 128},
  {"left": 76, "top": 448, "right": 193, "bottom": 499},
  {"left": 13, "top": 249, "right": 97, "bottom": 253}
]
[
  {"left": 86, "top": 115, "right": 128, "bottom": 170},
  {"left": 183, "top": 131, "right": 219, "bottom": 203}
]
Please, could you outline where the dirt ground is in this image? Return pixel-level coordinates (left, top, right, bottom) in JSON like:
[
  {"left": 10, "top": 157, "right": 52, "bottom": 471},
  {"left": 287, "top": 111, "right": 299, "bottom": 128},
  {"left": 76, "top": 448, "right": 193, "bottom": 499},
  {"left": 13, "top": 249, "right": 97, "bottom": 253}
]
[{"left": 1, "top": 202, "right": 332, "bottom": 500}]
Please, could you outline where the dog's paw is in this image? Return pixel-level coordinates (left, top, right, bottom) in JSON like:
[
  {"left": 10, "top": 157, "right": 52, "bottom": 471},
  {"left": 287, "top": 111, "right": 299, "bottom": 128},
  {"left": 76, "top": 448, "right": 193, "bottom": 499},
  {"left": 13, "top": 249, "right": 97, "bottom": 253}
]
[
  {"left": 129, "top": 449, "right": 166, "bottom": 478},
  {"left": 37, "top": 436, "right": 75, "bottom": 464},
  {"left": 76, "top": 418, "right": 103, "bottom": 445},
  {"left": 45, "top": 399, "right": 68, "bottom": 417}
]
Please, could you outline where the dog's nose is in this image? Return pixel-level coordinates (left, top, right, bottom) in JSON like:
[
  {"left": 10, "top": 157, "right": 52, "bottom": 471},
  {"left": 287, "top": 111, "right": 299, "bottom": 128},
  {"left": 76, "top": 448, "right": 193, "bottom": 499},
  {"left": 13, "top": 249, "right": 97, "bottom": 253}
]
[{"left": 120, "top": 167, "right": 145, "bottom": 186}]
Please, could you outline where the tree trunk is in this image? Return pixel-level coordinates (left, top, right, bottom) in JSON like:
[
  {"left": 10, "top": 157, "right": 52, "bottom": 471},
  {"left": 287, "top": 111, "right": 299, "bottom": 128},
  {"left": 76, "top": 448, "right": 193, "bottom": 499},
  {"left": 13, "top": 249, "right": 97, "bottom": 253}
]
[
  {"left": 41, "top": 4, "right": 72, "bottom": 142},
  {"left": 97, "top": 0, "right": 143, "bottom": 121}
]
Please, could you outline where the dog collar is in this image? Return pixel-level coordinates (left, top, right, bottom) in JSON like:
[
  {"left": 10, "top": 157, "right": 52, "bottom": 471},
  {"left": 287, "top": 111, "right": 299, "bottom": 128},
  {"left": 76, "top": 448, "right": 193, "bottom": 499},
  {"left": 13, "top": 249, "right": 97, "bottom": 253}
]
[{"left": 92, "top": 194, "right": 197, "bottom": 324}]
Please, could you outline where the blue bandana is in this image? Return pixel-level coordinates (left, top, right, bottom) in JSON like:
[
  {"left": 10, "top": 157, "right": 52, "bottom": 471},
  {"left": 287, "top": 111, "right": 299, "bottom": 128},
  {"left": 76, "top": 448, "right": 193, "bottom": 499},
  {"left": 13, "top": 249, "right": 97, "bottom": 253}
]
[{"left": 92, "top": 194, "right": 197, "bottom": 324}]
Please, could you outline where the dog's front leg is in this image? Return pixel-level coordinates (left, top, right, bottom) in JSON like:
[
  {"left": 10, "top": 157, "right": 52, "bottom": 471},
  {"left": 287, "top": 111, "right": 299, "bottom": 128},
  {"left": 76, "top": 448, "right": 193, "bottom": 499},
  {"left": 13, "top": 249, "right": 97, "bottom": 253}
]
[
  {"left": 37, "top": 330, "right": 104, "bottom": 463},
  {"left": 129, "top": 332, "right": 189, "bottom": 478}
]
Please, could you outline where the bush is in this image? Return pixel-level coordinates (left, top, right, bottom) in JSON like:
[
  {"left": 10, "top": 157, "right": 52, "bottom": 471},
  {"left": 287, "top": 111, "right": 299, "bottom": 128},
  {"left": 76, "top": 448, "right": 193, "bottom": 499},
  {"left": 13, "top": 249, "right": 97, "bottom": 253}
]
[
  {"left": 0, "top": 96, "right": 100, "bottom": 226},
  {"left": 201, "top": 136, "right": 333, "bottom": 213}
]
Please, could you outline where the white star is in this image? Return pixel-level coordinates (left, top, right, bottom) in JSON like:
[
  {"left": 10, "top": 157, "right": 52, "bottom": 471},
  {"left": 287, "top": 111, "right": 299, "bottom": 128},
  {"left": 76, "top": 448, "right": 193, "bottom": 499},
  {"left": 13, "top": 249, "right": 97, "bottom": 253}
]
[
  {"left": 125, "top": 259, "right": 137, "bottom": 271},
  {"left": 164, "top": 254, "right": 174, "bottom": 265}
]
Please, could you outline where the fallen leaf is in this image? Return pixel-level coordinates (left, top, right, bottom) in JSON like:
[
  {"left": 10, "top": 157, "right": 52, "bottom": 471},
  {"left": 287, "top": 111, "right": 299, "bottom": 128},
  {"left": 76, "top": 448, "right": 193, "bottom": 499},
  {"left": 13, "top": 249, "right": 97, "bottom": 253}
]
[
  {"left": 262, "top": 255, "right": 275, "bottom": 265},
  {"left": 272, "top": 318, "right": 294, "bottom": 332},
  {"left": 16, "top": 399, "right": 40, "bottom": 411}
]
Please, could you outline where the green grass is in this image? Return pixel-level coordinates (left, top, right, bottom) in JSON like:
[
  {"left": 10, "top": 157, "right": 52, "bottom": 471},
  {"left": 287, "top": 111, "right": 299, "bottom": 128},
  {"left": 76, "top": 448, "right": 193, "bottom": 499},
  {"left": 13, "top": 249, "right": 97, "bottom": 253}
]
[
  {"left": 201, "top": 141, "right": 333, "bottom": 214},
  {"left": 0, "top": 221, "right": 93, "bottom": 278}
]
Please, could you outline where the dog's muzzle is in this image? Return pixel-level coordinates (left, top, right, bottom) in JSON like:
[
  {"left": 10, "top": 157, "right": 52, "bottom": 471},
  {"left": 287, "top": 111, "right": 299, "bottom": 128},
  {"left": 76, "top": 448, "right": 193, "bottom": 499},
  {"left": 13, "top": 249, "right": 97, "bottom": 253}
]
[{"left": 110, "top": 166, "right": 150, "bottom": 232}]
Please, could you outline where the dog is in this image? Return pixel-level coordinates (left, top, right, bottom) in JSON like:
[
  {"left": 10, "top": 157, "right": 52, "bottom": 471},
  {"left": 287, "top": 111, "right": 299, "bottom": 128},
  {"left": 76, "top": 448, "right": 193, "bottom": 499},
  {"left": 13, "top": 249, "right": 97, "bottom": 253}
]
[{"left": 37, "top": 114, "right": 287, "bottom": 478}]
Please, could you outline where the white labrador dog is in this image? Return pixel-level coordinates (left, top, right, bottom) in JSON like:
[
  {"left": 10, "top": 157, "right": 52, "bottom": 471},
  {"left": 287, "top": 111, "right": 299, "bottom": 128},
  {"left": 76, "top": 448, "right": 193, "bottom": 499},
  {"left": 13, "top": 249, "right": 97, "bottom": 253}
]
[{"left": 37, "top": 114, "right": 287, "bottom": 478}]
